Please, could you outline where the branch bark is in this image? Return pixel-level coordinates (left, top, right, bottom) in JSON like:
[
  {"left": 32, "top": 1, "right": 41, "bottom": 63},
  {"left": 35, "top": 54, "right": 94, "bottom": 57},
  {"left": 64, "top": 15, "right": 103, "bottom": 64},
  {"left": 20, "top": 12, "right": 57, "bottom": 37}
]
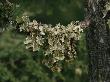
[{"left": 85, "top": 0, "right": 110, "bottom": 82}]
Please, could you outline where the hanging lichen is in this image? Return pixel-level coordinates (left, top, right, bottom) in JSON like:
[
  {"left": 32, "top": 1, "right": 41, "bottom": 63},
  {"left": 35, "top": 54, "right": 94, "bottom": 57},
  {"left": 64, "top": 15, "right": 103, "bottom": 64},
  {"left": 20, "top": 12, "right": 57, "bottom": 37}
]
[{"left": 18, "top": 15, "right": 87, "bottom": 72}]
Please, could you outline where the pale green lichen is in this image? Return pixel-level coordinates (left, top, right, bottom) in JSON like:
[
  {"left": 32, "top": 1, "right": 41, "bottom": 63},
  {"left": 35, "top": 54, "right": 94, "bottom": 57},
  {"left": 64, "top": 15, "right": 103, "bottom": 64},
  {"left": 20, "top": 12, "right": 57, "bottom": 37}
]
[
  {"left": 106, "top": 1, "right": 110, "bottom": 28},
  {"left": 105, "top": 2, "right": 110, "bottom": 11},
  {"left": 19, "top": 16, "right": 84, "bottom": 71}
]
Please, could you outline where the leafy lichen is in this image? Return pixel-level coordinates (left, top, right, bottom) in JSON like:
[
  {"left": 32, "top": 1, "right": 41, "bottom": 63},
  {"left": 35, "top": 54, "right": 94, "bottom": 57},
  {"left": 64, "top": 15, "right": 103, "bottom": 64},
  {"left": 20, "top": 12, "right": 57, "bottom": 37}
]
[{"left": 18, "top": 16, "right": 85, "bottom": 71}]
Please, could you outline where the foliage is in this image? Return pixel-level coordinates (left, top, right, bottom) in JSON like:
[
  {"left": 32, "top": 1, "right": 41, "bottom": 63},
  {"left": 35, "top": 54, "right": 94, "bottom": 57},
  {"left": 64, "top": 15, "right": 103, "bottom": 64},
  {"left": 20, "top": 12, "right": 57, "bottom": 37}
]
[
  {"left": 12, "top": 0, "right": 84, "bottom": 25},
  {"left": 0, "top": 0, "right": 14, "bottom": 31}
]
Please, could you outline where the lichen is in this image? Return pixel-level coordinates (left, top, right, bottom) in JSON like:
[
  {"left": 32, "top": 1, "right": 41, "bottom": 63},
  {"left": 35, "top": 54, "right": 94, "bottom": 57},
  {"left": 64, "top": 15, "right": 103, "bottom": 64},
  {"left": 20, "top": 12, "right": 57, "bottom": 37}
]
[{"left": 18, "top": 16, "right": 85, "bottom": 71}]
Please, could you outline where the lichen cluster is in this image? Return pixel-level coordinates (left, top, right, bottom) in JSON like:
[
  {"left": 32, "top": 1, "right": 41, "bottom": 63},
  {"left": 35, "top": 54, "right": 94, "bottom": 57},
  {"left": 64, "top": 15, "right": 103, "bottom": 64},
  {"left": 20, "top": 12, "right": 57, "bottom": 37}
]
[
  {"left": 106, "top": 1, "right": 110, "bottom": 27},
  {"left": 105, "top": 1, "right": 110, "bottom": 11},
  {"left": 19, "top": 16, "right": 84, "bottom": 71}
]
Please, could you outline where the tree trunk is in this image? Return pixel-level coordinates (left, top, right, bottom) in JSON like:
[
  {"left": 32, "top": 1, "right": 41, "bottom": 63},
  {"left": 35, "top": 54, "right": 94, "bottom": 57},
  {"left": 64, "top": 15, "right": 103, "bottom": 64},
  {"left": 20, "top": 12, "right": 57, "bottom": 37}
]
[{"left": 85, "top": 0, "right": 110, "bottom": 82}]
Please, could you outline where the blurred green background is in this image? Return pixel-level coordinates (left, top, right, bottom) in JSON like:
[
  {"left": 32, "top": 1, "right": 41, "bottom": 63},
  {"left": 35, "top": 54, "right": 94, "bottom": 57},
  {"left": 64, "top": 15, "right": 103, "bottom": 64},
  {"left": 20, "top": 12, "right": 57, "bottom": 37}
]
[{"left": 0, "top": 0, "right": 88, "bottom": 82}]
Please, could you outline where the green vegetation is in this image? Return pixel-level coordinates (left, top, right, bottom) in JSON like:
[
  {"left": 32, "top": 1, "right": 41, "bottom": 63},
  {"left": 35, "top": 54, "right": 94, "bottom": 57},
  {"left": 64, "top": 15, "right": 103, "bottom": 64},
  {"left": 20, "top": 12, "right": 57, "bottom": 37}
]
[
  {"left": 0, "top": 0, "right": 88, "bottom": 82},
  {"left": 0, "top": 30, "right": 88, "bottom": 82}
]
